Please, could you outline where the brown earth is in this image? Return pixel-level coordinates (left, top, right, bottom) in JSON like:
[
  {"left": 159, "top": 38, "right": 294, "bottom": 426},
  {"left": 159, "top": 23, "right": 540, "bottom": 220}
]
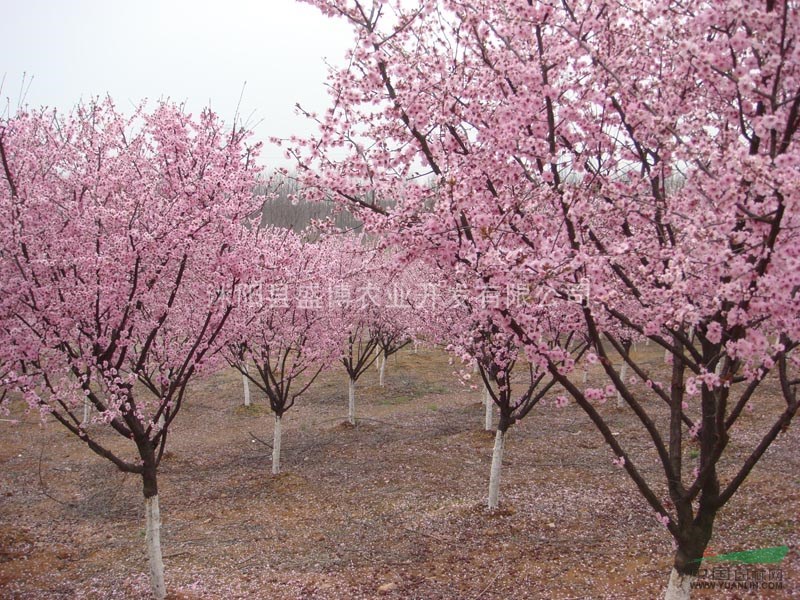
[{"left": 0, "top": 346, "right": 798, "bottom": 599}]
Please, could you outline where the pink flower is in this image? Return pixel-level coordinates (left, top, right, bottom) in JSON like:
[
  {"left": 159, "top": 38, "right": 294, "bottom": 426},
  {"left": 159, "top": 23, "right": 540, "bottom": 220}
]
[
  {"left": 706, "top": 321, "right": 723, "bottom": 344},
  {"left": 585, "top": 387, "right": 605, "bottom": 402}
]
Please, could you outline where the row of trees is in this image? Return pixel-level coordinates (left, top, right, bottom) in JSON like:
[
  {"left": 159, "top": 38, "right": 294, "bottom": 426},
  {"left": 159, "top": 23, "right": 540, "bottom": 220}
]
[
  {"left": 0, "top": 103, "right": 436, "bottom": 599},
  {"left": 2, "top": 2, "right": 798, "bottom": 599},
  {"left": 291, "top": 1, "right": 800, "bottom": 599},
  {"left": 0, "top": 106, "right": 552, "bottom": 595},
  {"left": 0, "top": 100, "right": 569, "bottom": 595}
]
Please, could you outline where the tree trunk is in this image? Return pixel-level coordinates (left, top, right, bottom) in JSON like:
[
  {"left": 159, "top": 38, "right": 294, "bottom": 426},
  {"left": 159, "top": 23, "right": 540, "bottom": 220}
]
[
  {"left": 714, "top": 357, "right": 724, "bottom": 376},
  {"left": 664, "top": 568, "right": 693, "bottom": 600},
  {"left": 483, "top": 384, "right": 493, "bottom": 431},
  {"left": 348, "top": 377, "right": 356, "bottom": 425},
  {"left": 82, "top": 398, "right": 91, "bottom": 425},
  {"left": 379, "top": 355, "right": 386, "bottom": 387},
  {"left": 142, "top": 468, "right": 166, "bottom": 600},
  {"left": 664, "top": 512, "right": 716, "bottom": 600},
  {"left": 272, "top": 413, "right": 282, "bottom": 475},
  {"left": 616, "top": 362, "right": 628, "bottom": 408},
  {"left": 487, "top": 427, "right": 506, "bottom": 510},
  {"left": 242, "top": 365, "right": 251, "bottom": 407}
]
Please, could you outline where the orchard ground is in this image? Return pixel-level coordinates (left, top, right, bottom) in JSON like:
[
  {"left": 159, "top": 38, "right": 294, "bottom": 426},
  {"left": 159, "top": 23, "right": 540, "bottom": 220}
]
[{"left": 1, "top": 346, "right": 798, "bottom": 599}]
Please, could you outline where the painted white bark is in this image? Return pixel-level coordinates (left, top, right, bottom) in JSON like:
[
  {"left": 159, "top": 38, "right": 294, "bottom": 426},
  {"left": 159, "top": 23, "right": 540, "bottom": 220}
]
[
  {"left": 664, "top": 348, "right": 671, "bottom": 363},
  {"left": 664, "top": 568, "right": 694, "bottom": 600},
  {"left": 714, "top": 357, "right": 725, "bottom": 376},
  {"left": 616, "top": 362, "right": 628, "bottom": 408},
  {"left": 582, "top": 365, "right": 589, "bottom": 384},
  {"left": 145, "top": 495, "right": 166, "bottom": 600},
  {"left": 348, "top": 378, "right": 356, "bottom": 425},
  {"left": 487, "top": 428, "right": 505, "bottom": 510},
  {"left": 379, "top": 355, "right": 386, "bottom": 387},
  {"left": 483, "top": 384, "right": 492, "bottom": 431},
  {"left": 272, "top": 414, "right": 282, "bottom": 475},
  {"left": 242, "top": 364, "right": 251, "bottom": 407},
  {"left": 82, "top": 398, "right": 91, "bottom": 425},
  {"left": 157, "top": 413, "right": 165, "bottom": 429}
]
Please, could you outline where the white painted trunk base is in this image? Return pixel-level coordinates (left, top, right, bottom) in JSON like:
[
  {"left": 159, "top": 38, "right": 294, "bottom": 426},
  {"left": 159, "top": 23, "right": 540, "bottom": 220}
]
[
  {"left": 487, "top": 429, "right": 505, "bottom": 510},
  {"left": 664, "top": 568, "right": 694, "bottom": 600},
  {"left": 82, "top": 398, "right": 91, "bottom": 425},
  {"left": 272, "top": 414, "right": 282, "bottom": 475},
  {"left": 616, "top": 362, "right": 628, "bottom": 408},
  {"left": 379, "top": 357, "right": 386, "bottom": 387},
  {"left": 145, "top": 495, "right": 166, "bottom": 600},
  {"left": 348, "top": 378, "right": 356, "bottom": 425},
  {"left": 242, "top": 365, "right": 251, "bottom": 407},
  {"left": 483, "top": 385, "right": 492, "bottom": 431}
]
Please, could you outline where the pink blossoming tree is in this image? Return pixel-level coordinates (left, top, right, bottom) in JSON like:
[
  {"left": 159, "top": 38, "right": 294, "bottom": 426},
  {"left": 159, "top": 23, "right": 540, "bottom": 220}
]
[
  {"left": 292, "top": 1, "right": 800, "bottom": 597},
  {"left": 318, "top": 234, "right": 387, "bottom": 425},
  {"left": 0, "top": 100, "right": 260, "bottom": 599},
  {"left": 226, "top": 227, "right": 339, "bottom": 474}
]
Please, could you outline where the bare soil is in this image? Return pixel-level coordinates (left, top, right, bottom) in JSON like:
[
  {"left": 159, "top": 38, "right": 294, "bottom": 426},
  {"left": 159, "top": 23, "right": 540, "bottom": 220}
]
[{"left": 0, "top": 346, "right": 798, "bottom": 599}]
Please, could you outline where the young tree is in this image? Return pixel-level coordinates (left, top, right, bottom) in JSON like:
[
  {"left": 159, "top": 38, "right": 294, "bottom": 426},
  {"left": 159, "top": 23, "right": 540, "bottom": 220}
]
[
  {"left": 226, "top": 228, "right": 338, "bottom": 474},
  {"left": 341, "top": 319, "right": 381, "bottom": 425},
  {"left": 227, "top": 342, "right": 253, "bottom": 407},
  {"left": 374, "top": 324, "right": 410, "bottom": 387},
  {"left": 390, "top": 255, "right": 579, "bottom": 509},
  {"left": 0, "top": 100, "right": 260, "bottom": 599},
  {"left": 320, "top": 234, "right": 386, "bottom": 425},
  {"left": 444, "top": 287, "right": 585, "bottom": 509},
  {"left": 370, "top": 265, "right": 415, "bottom": 387},
  {"left": 294, "top": 1, "right": 800, "bottom": 597}
]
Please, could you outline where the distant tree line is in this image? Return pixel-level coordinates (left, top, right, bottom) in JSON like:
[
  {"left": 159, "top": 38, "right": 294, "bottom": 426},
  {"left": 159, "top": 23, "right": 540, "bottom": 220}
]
[{"left": 256, "top": 173, "right": 361, "bottom": 232}]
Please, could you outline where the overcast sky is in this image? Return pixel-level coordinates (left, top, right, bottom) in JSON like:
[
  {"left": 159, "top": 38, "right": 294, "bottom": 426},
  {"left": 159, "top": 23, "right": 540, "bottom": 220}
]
[{"left": 0, "top": 0, "right": 354, "bottom": 167}]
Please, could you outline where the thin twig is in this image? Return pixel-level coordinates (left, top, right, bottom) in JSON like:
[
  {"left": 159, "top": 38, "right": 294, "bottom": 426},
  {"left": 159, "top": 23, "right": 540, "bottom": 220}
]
[
  {"left": 37, "top": 440, "right": 78, "bottom": 508},
  {"left": 248, "top": 431, "right": 273, "bottom": 449},
  {"left": 471, "top": 572, "right": 503, "bottom": 600}
]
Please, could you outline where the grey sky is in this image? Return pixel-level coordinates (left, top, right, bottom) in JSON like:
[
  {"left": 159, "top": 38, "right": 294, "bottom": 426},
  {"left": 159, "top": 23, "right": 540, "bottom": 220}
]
[{"left": 0, "top": 0, "right": 353, "bottom": 167}]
